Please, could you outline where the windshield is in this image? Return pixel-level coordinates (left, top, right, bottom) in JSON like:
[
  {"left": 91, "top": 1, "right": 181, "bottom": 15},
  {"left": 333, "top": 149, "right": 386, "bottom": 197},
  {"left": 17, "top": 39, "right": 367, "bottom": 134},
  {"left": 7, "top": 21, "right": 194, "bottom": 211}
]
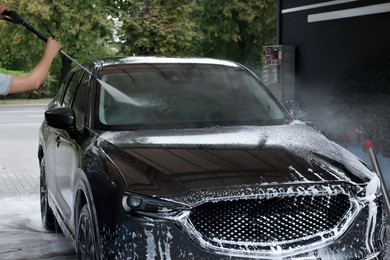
[{"left": 97, "top": 63, "right": 290, "bottom": 129}]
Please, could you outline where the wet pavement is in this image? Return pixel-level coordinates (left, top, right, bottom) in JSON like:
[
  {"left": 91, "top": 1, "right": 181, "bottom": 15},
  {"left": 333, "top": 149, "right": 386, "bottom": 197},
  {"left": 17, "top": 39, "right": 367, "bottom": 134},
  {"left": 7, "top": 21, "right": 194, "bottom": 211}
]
[
  {"left": 0, "top": 104, "right": 76, "bottom": 259},
  {"left": 0, "top": 196, "right": 75, "bottom": 259}
]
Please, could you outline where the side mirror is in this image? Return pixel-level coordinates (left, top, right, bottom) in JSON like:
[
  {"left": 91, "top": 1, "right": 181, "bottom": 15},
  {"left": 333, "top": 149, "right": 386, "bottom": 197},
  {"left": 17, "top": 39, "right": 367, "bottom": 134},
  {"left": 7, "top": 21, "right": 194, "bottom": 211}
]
[
  {"left": 45, "top": 107, "right": 76, "bottom": 132},
  {"left": 284, "top": 100, "right": 306, "bottom": 120}
]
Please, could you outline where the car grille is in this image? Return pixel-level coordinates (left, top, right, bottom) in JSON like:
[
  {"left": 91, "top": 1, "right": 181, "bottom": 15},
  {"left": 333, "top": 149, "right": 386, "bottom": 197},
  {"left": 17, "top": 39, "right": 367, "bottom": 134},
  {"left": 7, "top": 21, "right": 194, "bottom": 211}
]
[{"left": 189, "top": 194, "right": 351, "bottom": 247}]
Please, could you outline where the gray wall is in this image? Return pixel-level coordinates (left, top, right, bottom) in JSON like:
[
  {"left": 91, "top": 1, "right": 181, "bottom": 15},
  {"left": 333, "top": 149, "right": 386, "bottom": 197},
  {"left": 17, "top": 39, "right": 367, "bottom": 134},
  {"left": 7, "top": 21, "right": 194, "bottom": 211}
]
[{"left": 278, "top": 0, "right": 390, "bottom": 157}]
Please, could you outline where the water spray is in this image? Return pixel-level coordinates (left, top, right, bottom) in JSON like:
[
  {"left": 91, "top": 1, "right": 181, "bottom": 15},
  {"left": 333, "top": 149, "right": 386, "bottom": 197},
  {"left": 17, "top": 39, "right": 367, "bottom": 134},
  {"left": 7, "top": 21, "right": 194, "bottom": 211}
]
[{"left": 2, "top": 9, "right": 142, "bottom": 106}]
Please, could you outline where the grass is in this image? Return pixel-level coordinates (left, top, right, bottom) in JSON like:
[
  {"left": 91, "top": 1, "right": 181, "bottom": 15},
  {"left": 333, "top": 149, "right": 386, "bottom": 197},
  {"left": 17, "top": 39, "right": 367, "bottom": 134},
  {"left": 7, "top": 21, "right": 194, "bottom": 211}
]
[{"left": 0, "top": 98, "right": 53, "bottom": 105}]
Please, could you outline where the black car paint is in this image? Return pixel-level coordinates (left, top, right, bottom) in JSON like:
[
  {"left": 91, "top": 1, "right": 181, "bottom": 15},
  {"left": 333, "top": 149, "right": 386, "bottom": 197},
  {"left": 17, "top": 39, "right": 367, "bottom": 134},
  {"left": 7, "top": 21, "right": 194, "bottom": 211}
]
[
  {"left": 42, "top": 110, "right": 123, "bottom": 225},
  {"left": 39, "top": 57, "right": 386, "bottom": 259},
  {"left": 98, "top": 127, "right": 354, "bottom": 198}
]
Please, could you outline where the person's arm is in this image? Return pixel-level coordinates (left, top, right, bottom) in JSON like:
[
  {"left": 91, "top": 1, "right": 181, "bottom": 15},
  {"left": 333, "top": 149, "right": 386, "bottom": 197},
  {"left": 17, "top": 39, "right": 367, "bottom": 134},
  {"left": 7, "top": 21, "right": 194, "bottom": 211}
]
[{"left": 9, "top": 38, "right": 61, "bottom": 94}]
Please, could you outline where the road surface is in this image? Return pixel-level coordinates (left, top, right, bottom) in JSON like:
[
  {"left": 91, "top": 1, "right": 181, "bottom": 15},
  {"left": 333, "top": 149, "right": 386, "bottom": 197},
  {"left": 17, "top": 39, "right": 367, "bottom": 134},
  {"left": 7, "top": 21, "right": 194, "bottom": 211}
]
[{"left": 0, "top": 104, "right": 76, "bottom": 259}]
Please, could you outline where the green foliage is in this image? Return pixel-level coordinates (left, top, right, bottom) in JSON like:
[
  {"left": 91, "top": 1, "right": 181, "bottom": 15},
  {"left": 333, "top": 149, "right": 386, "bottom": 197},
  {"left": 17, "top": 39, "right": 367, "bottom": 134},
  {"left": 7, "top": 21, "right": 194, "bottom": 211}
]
[
  {"left": 0, "top": 68, "right": 28, "bottom": 76},
  {"left": 198, "top": 0, "right": 276, "bottom": 69},
  {"left": 112, "top": 0, "right": 198, "bottom": 56},
  {"left": 1, "top": 0, "right": 276, "bottom": 99},
  {"left": 109, "top": 0, "right": 275, "bottom": 70}
]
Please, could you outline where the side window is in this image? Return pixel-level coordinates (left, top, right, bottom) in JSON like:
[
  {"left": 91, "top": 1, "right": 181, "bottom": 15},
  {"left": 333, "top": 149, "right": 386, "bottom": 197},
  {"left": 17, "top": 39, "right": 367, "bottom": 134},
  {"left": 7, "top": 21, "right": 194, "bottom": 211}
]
[
  {"left": 63, "top": 70, "right": 84, "bottom": 107},
  {"left": 47, "top": 73, "right": 74, "bottom": 110},
  {"left": 72, "top": 72, "right": 90, "bottom": 130}
]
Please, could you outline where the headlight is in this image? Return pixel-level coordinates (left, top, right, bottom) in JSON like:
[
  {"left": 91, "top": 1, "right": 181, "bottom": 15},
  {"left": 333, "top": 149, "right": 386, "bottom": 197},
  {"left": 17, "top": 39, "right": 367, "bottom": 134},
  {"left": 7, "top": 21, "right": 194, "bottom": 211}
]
[
  {"left": 124, "top": 195, "right": 143, "bottom": 210},
  {"left": 122, "top": 193, "right": 189, "bottom": 217}
]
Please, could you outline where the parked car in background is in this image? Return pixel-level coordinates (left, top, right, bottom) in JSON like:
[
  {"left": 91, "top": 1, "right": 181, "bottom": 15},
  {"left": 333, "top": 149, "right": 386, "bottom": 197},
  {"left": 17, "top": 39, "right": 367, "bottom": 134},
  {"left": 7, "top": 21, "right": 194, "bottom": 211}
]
[{"left": 38, "top": 57, "right": 386, "bottom": 259}]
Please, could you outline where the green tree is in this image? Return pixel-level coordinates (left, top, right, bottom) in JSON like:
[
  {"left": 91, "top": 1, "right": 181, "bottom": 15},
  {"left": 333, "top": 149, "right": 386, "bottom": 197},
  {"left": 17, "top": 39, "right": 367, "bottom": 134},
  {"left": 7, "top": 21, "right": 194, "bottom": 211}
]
[
  {"left": 111, "top": 0, "right": 276, "bottom": 69},
  {"left": 110, "top": 0, "right": 198, "bottom": 56},
  {"left": 198, "top": 0, "right": 276, "bottom": 69}
]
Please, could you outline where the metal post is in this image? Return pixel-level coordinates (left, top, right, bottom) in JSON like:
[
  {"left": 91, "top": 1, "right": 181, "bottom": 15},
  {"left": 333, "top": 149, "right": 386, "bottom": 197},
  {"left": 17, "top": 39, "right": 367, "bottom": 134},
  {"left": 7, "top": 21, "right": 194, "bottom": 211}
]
[{"left": 364, "top": 139, "right": 390, "bottom": 215}]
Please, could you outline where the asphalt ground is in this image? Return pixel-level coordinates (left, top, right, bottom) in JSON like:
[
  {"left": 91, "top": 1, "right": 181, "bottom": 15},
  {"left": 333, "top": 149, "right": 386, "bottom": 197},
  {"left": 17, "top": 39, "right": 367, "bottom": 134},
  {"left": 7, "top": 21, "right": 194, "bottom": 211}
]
[
  {"left": 0, "top": 104, "right": 43, "bottom": 197},
  {"left": 0, "top": 104, "right": 76, "bottom": 259}
]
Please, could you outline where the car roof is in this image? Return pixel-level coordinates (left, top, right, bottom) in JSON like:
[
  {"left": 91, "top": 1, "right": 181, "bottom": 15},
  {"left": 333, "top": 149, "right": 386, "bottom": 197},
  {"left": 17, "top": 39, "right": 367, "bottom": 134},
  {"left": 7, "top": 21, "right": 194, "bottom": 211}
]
[{"left": 96, "top": 56, "right": 242, "bottom": 68}]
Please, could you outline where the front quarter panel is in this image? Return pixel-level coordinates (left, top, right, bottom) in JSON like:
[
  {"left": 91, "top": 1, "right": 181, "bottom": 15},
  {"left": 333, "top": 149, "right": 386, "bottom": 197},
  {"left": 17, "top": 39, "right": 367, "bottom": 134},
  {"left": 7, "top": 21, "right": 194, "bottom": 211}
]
[{"left": 80, "top": 144, "right": 127, "bottom": 228}]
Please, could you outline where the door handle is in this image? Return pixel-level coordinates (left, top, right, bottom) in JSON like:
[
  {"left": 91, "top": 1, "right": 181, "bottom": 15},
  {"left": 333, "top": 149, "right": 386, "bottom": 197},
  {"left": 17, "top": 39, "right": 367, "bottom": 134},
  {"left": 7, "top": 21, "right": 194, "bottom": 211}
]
[{"left": 56, "top": 136, "right": 61, "bottom": 147}]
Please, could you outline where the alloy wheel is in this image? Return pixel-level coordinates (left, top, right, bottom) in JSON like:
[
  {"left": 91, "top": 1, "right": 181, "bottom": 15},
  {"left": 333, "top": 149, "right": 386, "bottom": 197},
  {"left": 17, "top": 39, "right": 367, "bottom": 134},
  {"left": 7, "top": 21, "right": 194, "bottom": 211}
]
[
  {"left": 77, "top": 204, "right": 97, "bottom": 260},
  {"left": 40, "top": 159, "right": 56, "bottom": 230}
]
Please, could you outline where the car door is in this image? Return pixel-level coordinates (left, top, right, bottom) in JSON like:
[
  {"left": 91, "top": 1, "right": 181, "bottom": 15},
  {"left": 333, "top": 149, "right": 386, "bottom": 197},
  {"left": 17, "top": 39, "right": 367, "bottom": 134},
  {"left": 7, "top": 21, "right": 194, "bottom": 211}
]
[
  {"left": 54, "top": 69, "right": 85, "bottom": 221},
  {"left": 44, "top": 72, "right": 75, "bottom": 204}
]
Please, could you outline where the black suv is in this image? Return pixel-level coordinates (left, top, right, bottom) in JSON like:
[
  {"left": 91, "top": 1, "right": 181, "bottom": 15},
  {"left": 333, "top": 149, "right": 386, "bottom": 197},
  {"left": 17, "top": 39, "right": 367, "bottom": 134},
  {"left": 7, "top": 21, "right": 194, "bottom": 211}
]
[{"left": 39, "top": 57, "right": 386, "bottom": 259}]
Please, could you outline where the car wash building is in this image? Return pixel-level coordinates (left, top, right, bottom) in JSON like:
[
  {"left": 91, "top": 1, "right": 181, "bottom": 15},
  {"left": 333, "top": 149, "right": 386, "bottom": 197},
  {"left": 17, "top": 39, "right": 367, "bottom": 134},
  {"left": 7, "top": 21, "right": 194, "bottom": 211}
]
[{"left": 263, "top": 0, "right": 390, "bottom": 186}]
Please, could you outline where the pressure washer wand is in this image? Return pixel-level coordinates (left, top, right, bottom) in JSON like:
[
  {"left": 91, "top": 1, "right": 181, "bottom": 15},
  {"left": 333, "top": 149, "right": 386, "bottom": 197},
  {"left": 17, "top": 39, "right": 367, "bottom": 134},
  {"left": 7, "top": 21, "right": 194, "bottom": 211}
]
[
  {"left": 2, "top": 10, "right": 96, "bottom": 79},
  {"left": 58, "top": 51, "right": 96, "bottom": 79}
]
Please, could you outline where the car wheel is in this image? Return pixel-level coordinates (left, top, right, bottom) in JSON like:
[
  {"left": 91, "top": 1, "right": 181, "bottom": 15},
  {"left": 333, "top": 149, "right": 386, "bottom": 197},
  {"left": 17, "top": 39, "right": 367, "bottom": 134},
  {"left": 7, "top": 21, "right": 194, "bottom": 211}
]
[
  {"left": 40, "top": 158, "right": 56, "bottom": 231},
  {"left": 77, "top": 204, "right": 99, "bottom": 260}
]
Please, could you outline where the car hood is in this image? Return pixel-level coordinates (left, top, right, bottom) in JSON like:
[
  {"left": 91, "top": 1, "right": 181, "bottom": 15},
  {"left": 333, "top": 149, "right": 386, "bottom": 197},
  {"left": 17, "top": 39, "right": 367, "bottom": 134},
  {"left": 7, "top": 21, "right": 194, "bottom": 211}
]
[{"left": 97, "top": 122, "right": 375, "bottom": 197}]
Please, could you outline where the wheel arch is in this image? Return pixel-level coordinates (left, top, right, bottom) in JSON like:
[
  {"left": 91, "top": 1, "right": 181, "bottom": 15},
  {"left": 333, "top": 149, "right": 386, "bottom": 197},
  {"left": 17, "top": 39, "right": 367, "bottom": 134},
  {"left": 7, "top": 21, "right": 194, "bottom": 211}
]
[
  {"left": 73, "top": 173, "right": 97, "bottom": 231},
  {"left": 73, "top": 172, "right": 103, "bottom": 258},
  {"left": 73, "top": 149, "right": 127, "bottom": 258}
]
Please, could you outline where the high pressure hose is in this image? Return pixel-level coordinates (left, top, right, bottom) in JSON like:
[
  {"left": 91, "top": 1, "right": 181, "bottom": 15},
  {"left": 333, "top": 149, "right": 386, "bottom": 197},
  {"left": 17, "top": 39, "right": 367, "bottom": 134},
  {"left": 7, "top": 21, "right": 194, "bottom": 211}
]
[{"left": 2, "top": 9, "right": 142, "bottom": 106}]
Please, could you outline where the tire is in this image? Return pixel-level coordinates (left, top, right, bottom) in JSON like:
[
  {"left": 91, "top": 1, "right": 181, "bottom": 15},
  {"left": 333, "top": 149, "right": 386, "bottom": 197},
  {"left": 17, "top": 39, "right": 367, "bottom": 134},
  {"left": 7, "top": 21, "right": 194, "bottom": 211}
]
[
  {"left": 40, "top": 159, "right": 56, "bottom": 231},
  {"left": 77, "top": 204, "right": 99, "bottom": 260}
]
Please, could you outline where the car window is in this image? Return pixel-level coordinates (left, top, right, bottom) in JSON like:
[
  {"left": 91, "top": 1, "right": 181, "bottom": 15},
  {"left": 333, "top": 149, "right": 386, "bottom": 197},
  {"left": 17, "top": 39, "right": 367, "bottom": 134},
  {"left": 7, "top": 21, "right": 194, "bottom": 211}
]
[
  {"left": 63, "top": 70, "right": 84, "bottom": 107},
  {"left": 47, "top": 72, "right": 74, "bottom": 110},
  {"left": 72, "top": 72, "right": 90, "bottom": 130},
  {"left": 97, "top": 64, "right": 288, "bottom": 129}
]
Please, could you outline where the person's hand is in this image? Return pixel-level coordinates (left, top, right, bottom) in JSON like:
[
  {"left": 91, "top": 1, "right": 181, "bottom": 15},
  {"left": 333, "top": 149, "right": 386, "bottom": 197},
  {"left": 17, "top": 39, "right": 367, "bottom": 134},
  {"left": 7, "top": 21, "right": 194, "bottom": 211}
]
[
  {"left": 0, "top": 6, "right": 9, "bottom": 20},
  {"left": 44, "top": 37, "right": 62, "bottom": 60}
]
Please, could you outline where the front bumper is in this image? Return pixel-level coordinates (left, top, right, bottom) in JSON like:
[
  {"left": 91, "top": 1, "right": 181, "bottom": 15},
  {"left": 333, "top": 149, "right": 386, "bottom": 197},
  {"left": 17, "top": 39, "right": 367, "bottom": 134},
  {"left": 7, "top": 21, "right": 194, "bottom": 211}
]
[{"left": 99, "top": 196, "right": 386, "bottom": 259}]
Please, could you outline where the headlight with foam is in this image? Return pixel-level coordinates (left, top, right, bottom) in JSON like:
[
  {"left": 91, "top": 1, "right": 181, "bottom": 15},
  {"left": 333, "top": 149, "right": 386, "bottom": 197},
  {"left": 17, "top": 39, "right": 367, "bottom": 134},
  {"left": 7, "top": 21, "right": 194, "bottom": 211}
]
[{"left": 122, "top": 193, "right": 189, "bottom": 217}]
